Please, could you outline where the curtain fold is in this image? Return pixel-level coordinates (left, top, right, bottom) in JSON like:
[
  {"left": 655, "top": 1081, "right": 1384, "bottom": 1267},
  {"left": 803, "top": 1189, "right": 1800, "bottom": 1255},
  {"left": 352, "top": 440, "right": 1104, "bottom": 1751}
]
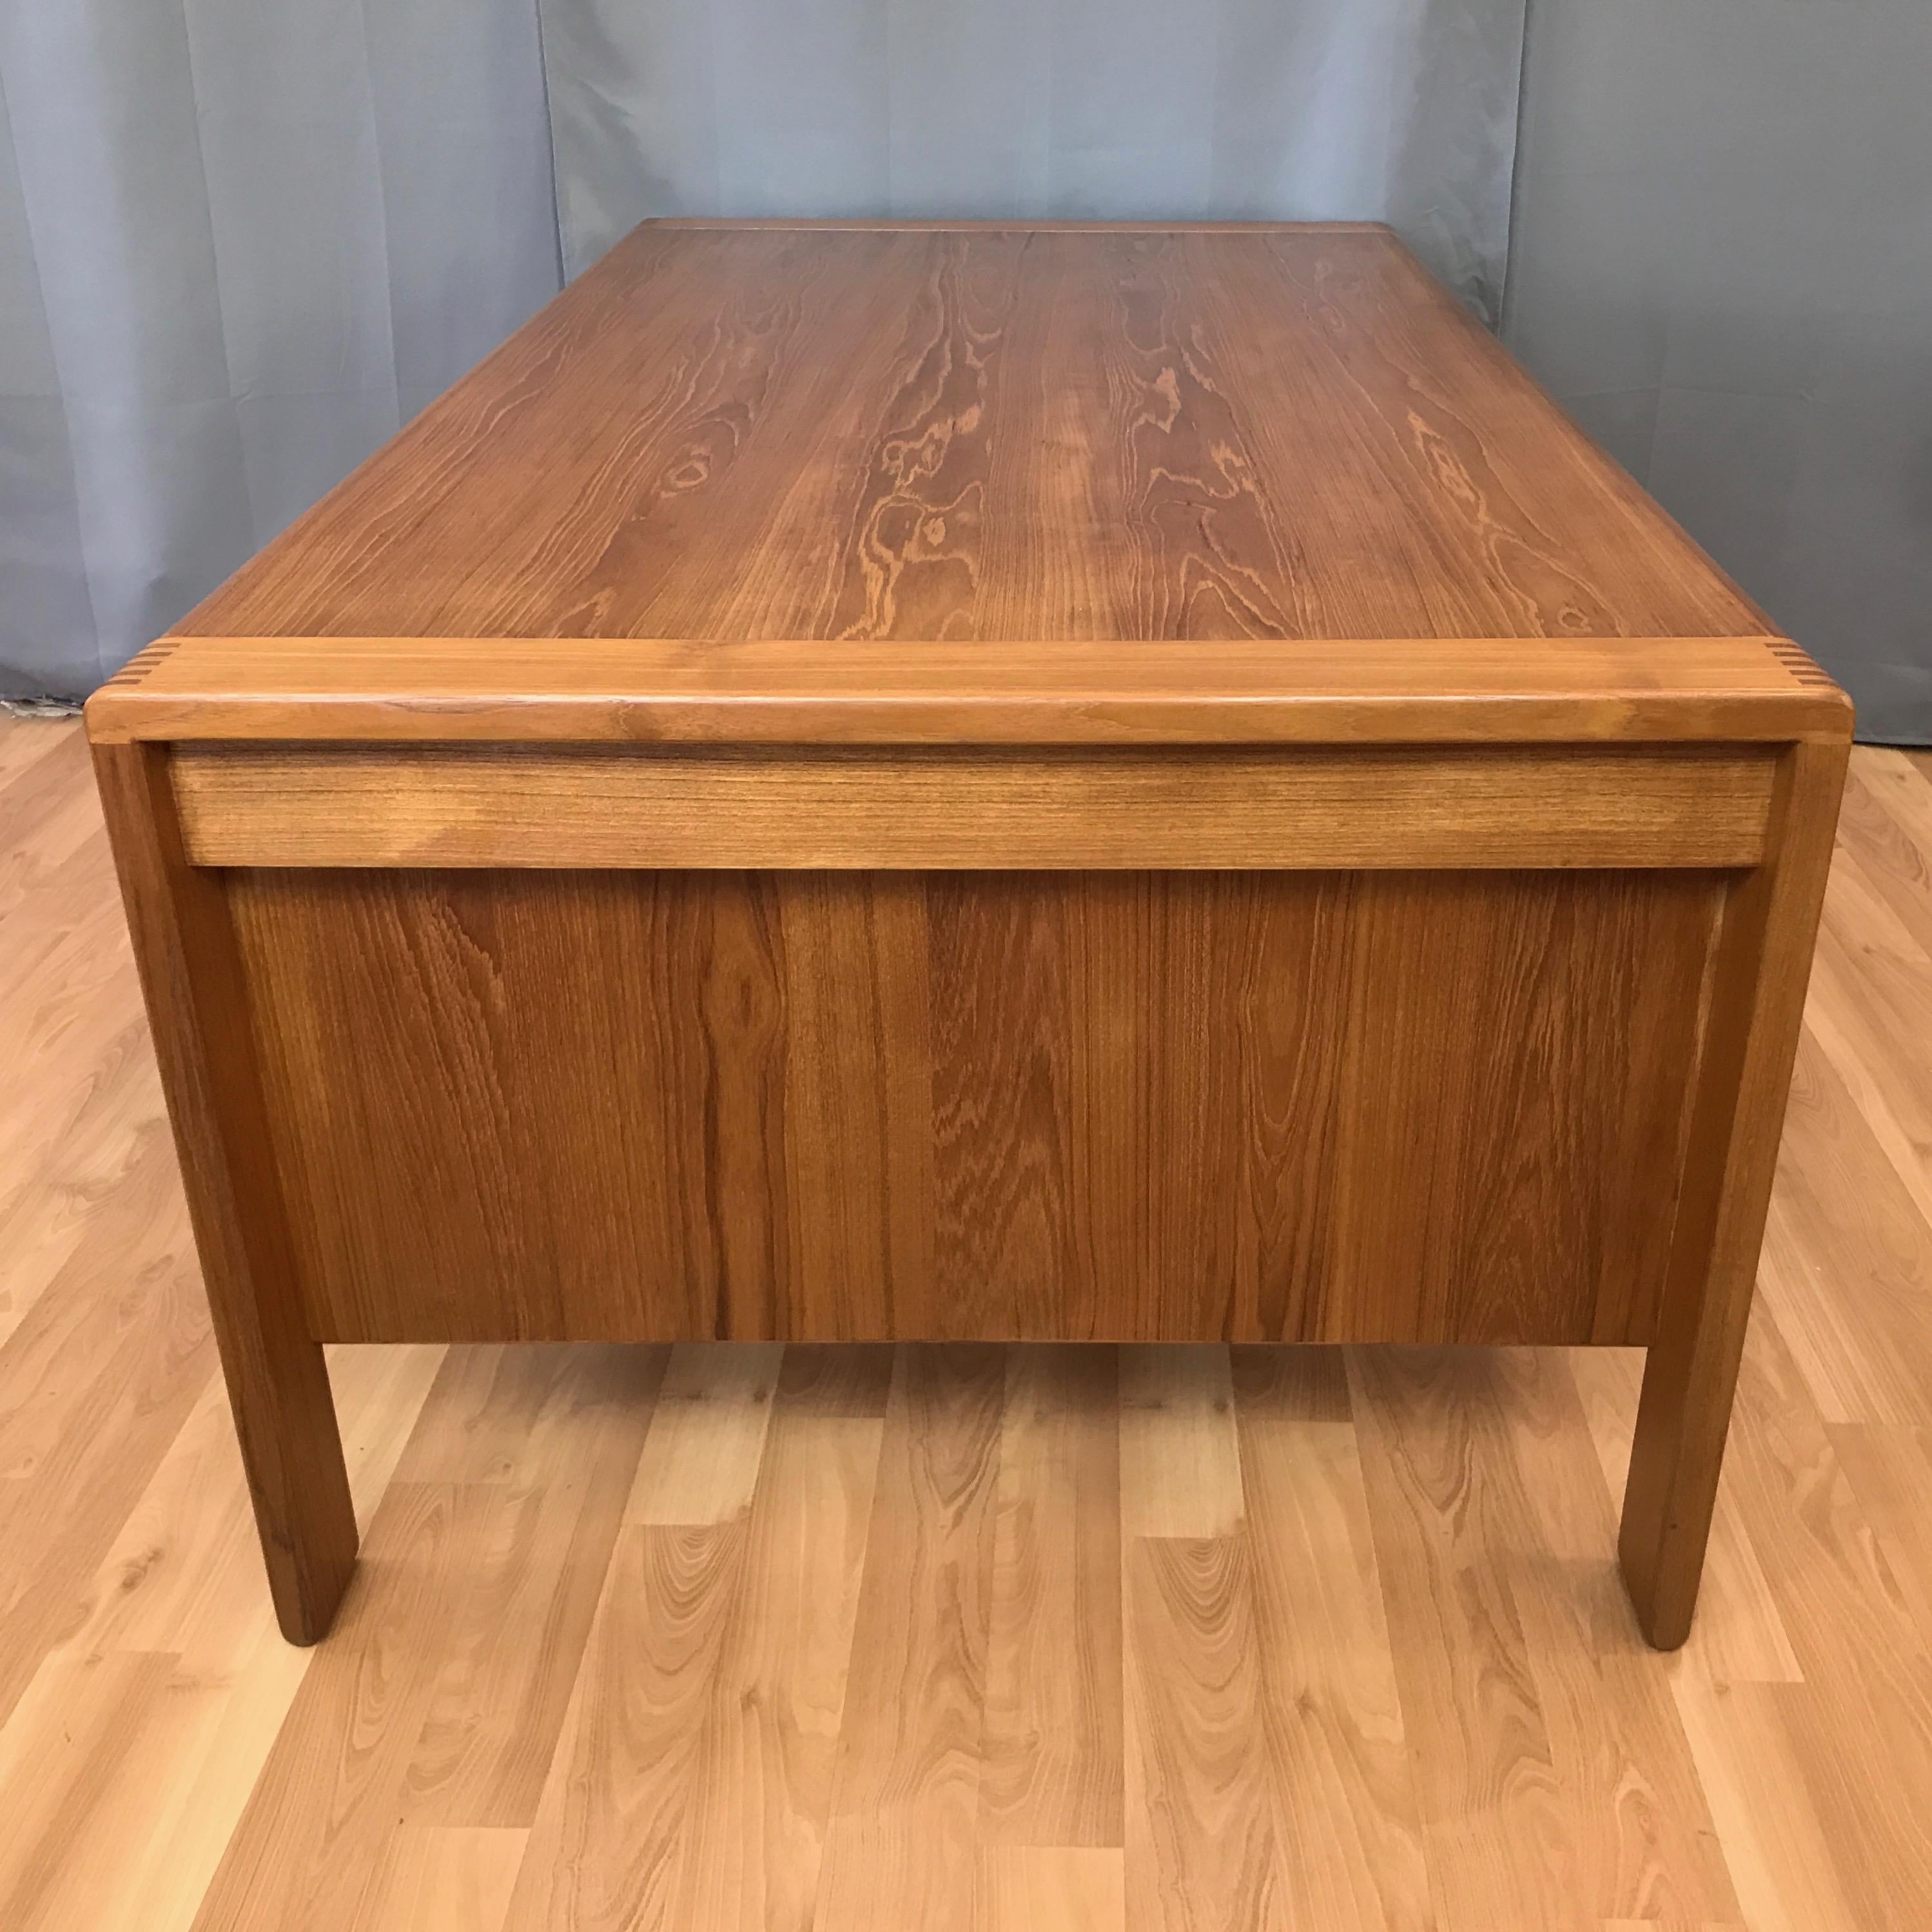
[{"left": 0, "top": 0, "right": 561, "bottom": 699}]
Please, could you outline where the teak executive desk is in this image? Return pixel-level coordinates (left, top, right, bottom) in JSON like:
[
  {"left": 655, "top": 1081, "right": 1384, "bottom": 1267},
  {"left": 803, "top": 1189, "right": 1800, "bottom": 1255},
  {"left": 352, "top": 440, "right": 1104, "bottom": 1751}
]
[{"left": 86, "top": 220, "right": 1851, "bottom": 1652}]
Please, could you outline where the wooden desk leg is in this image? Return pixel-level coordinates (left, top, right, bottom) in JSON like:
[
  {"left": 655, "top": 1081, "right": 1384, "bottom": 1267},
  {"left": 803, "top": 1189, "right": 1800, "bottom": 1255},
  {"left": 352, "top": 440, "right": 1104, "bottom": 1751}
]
[
  {"left": 93, "top": 741, "right": 357, "bottom": 1644},
  {"left": 1621, "top": 737, "right": 1848, "bottom": 1649}
]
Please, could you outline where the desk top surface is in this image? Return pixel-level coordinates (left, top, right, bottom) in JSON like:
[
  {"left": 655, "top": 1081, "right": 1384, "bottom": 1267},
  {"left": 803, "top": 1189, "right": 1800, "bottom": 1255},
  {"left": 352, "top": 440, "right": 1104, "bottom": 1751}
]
[{"left": 90, "top": 222, "right": 1848, "bottom": 746}]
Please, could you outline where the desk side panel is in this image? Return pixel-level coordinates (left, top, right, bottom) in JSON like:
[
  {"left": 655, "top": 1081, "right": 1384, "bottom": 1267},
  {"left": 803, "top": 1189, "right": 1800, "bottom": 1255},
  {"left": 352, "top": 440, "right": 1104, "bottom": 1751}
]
[{"left": 222, "top": 867, "right": 1721, "bottom": 1347}]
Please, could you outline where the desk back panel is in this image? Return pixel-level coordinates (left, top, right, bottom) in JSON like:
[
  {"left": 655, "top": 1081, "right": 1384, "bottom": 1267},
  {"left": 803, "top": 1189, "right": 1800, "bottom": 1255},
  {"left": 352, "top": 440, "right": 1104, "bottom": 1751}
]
[{"left": 222, "top": 866, "right": 1722, "bottom": 1347}]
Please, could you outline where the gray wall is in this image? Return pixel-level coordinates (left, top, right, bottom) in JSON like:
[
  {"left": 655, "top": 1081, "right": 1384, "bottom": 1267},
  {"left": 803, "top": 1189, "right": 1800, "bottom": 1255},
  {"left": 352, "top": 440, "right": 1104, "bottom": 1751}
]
[{"left": 1505, "top": 0, "right": 1932, "bottom": 743}]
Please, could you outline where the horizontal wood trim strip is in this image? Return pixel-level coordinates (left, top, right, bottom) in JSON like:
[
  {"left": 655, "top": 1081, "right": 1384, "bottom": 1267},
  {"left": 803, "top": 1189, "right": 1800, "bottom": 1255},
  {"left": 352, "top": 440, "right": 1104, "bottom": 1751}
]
[
  {"left": 88, "top": 635, "right": 1851, "bottom": 747},
  {"left": 172, "top": 743, "right": 1777, "bottom": 870}
]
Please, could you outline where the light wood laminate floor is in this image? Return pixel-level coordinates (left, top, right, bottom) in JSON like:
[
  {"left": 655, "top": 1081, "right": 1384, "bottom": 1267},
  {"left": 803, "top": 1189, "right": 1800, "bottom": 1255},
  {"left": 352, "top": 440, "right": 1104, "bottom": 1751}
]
[{"left": 3, "top": 711, "right": 1931, "bottom": 1931}]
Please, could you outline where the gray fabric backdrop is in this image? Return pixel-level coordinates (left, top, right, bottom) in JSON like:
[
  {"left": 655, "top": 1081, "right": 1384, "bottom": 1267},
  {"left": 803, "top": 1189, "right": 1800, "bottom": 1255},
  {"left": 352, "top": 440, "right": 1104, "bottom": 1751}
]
[
  {"left": 3, "top": 0, "right": 1926, "bottom": 741},
  {"left": 542, "top": 0, "right": 1525, "bottom": 309},
  {"left": 0, "top": 0, "right": 561, "bottom": 696},
  {"left": 1506, "top": 0, "right": 1932, "bottom": 745}
]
